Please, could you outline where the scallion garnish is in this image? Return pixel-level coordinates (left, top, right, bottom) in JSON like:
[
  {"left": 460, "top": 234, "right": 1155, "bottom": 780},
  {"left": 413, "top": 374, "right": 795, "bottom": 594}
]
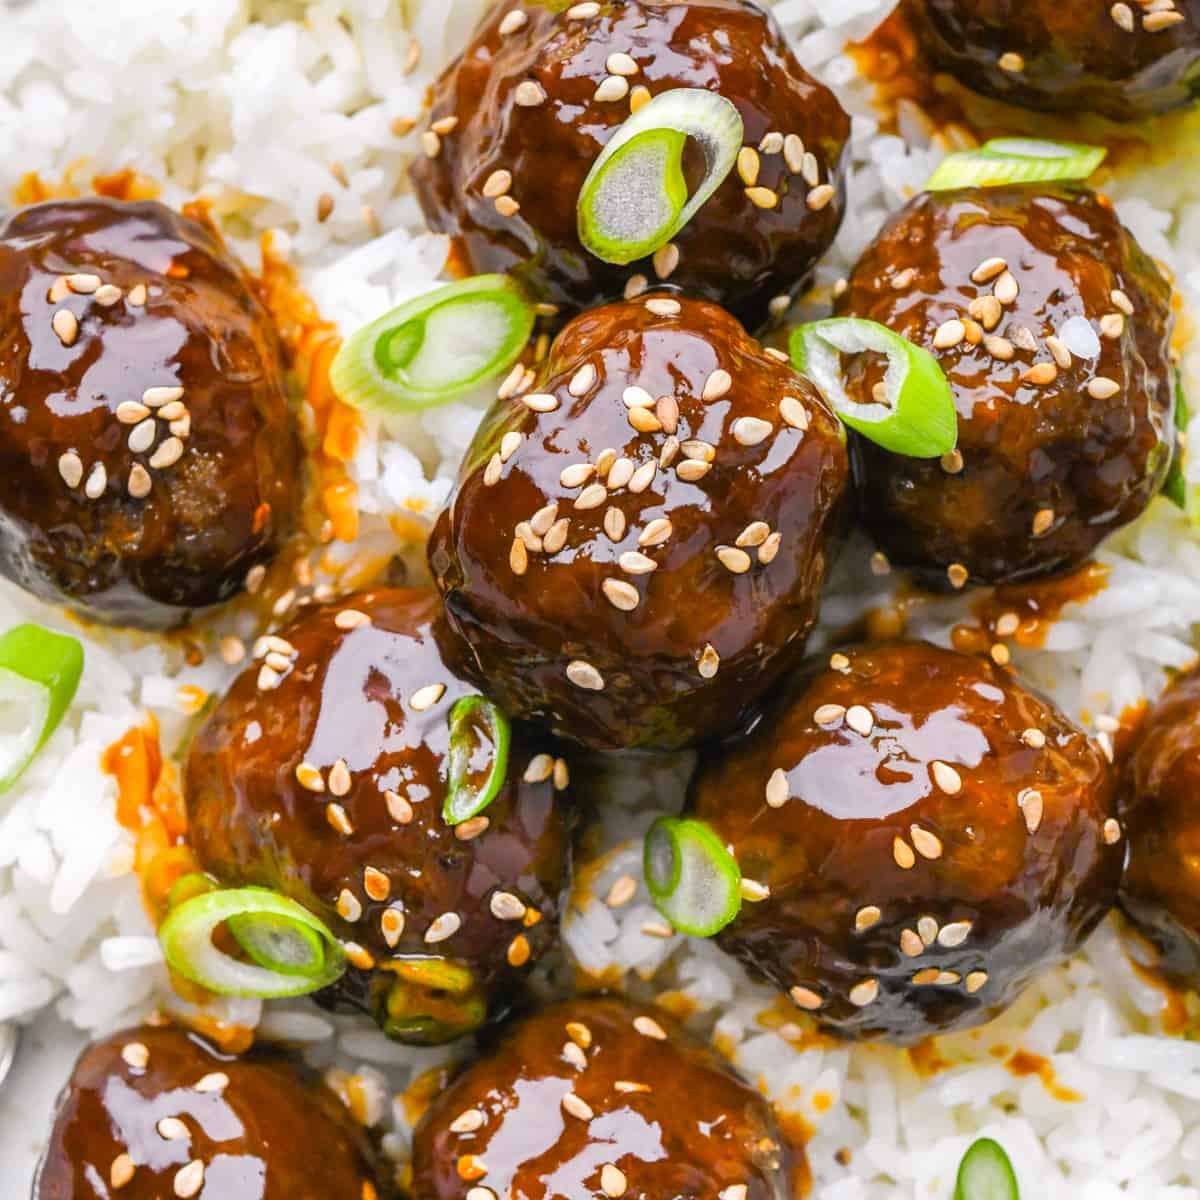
[
  {"left": 644, "top": 817, "right": 742, "bottom": 937},
  {"left": 954, "top": 1137, "right": 1019, "bottom": 1200},
  {"left": 0, "top": 623, "right": 83, "bottom": 801},
  {"left": 159, "top": 887, "right": 346, "bottom": 998},
  {"left": 926, "top": 138, "right": 1107, "bottom": 191},
  {"left": 578, "top": 88, "right": 744, "bottom": 265},
  {"left": 444, "top": 695, "right": 511, "bottom": 826},
  {"left": 790, "top": 317, "right": 958, "bottom": 458},
  {"left": 1163, "top": 369, "right": 1189, "bottom": 510},
  {"left": 330, "top": 275, "right": 535, "bottom": 412}
]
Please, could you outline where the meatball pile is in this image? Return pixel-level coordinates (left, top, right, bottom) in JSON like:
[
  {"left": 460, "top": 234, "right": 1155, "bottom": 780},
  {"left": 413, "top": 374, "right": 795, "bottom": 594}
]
[
  {"left": 411, "top": 0, "right": 851, "bottom": 329},
  {"left": 186, "top": 588, "right": 571, "bottom": 1043},
  {"left": 0, "top": 198, "right": 301, "bottom": 628},
  {"left": 429, "top": 295, "right": 848, "bottom": 751}
]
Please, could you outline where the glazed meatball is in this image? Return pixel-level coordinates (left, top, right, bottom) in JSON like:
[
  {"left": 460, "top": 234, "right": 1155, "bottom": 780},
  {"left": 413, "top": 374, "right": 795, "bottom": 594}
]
[
  {"left": 688, "top": 642, "right": 1121, "bottom": 1042},
  {"left": 1119, "top": 665, "right": 1200, "bottom": 987},
  {"left": 428, "top": 296, "right": 848, "bottom": 751},
  {"left": 186, "top": 588, "right": 571, "bottom": 1044},
  {"left": 903, "top": 0, "right": 1200, "bottom": 121},
  {"left": 837, "top": 185, "right": 1174, "bottom": 587},
  {"left": 410, "top": 0, "right": 851, "bottom": 330},
  {"left": 0, "top": 199, "right": 301, "bottom": 628},
  {"left": 34, "top": 1025, "right": 385, "bottom": 1200},
  {"left": 411, "top": 996, "right": 802, "bottom": 1200}
]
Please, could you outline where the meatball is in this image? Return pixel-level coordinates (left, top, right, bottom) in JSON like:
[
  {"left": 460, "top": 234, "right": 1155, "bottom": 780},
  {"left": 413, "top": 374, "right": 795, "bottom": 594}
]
[
  {"left": 428, "top": 296, "right": 848, "bottom": 752},
  {"left": 837, "top": 185, "right": 1174, "bottom": 587},
  {"left": 410, "top": 0, "right": 851, "bottom": 330},
  {"left": 411, "top": 996, "right": 802, "bottom": 1200},
  {"left": 34, "top": 1025, "right": 385, "bottom": 1200},
  {"left": 688, "top": 641, "right": 1121, "bottom": 1042},
  {"left": 186, "top": 588, "right": 571, "bottom": 1044},
  {"left": 1118, "top": 665, "right": 1200, "bottom": 987},
  {"left": 903, "top": 0, "right": 1200, "bottom": 121},
  {"left": 0, "top": 199, "right": 301, "bottom": 629}
]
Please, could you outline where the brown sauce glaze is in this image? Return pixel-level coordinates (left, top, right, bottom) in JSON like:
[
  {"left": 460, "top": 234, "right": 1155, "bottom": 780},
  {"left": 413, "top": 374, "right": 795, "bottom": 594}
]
[
  {"left": 690, "top": 641, "right": 1121, "bottom": 1044},
  {"left": 186, "top": 588, "right": 571, "bottom": 1044}
]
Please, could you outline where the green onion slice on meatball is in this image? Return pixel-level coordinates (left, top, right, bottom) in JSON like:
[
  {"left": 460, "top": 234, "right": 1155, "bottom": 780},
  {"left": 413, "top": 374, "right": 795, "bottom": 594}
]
[
  {"left": 0, "top": 623, "right": 84, "bottom": 802},
  {"left": 159, "top": 886, "right": 347, "bottom": 998},
  {"left": 790, "top": 318, "right": 958, "bottom": 457},
  {"left": 955, "top": 1137, "right": 1020, "bottom": 1200},
  {"left": 330, "top": 275, "right": 535, "bottom": 412},
  {"left": 644, "top": 817, "right": 742, "bottom": 937},
  {"left": 578, "top": 88, "right": 744, "bottom": 265},
  {"left": 926, "top": 138, "right": 1107, "bottom": 191},
  {"left": 444, "top": 695, "right": 511, "bottom": 826}
]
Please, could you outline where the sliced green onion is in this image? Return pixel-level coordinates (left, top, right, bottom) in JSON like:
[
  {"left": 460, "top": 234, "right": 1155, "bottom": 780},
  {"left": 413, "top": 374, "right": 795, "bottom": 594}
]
[
  {"left": 329, "top": 275, "right": 535, "bottom": 413},
  {"left": 159, "top": 887, "right": 346, "bottom": 999},
  {"left": 382, "top": 959, "right": 488, "bottom": 1045},
  {"left": 167, "top": 872, "right": 216, "bottom": 911},
  {"left": 790, "top": 317, "right": 958, "bottom": 457},
  {"left": 644, "top": 817, "right": 742, "bottom": 938},
  {"left": 0, "top": 624, "right": 83, "bottom": 800},
  {"left": 578, "top": 88, "right": 744, "bottom": 265},
  {"left": 926, "top": 138, "right": 1107, "bottom": 191},
  {"left": 444, "top": 695, "right": 511, "bottom": 826},
  {"left": 1163, "top": 369, "right": 1188, "bottom": 510},
  {"left": 955, "top": 1138, "right": 1019, "bottom": 1200}
]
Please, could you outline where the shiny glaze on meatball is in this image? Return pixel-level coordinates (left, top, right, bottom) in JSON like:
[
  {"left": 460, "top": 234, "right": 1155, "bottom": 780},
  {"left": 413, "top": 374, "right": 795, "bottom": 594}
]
[
  {"left": 1119, "top": 665, "right": 1200, "bottom": 987},
  {"left": 689, "top": 641, "right": 1121, "bottom": 1042},
  {"left": 410, "top": 0, "right": 851, "bottom": 330},
  {"left": 0, "top": 199, "right": 301, "bottom": 628},
  {"left": 33, "top": 1025, "right": 385, "bottom": 1200},
  {"left": 186, "top": 588, "right": 571, "bottom": 1044},
  {"left": 410, "top": 996, "right": 802, "bottom": 1200},
  {"left": 903, "top": 0, "right": 1200, "bottom": 121},
  {"left": 428, "top": 296, "right": 848, "bottom": 751},
  {"left": 837, "top": 185, "right": 1174, "bottom": 588}
]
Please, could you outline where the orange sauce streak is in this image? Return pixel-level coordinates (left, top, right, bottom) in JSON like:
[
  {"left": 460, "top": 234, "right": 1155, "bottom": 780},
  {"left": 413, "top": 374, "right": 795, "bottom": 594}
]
[
  {"left": 1006, "top": 1049, "right": 1083, "bottom": 1102},
  {"left": 907, "top": 1037, "right": 951, "bottom": 1078},
  {"left": 775, "top": 1111, "right": 815, "bottom": 1198}
]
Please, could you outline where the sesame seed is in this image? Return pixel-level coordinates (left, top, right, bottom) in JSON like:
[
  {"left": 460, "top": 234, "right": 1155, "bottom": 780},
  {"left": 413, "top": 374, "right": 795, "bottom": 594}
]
[
  {"left": 645, "top": 297, "right": 681, "bottom": 317},
  {"left": 941, "top": 448, "right": 965, "bottom": 474},
  {"left": 806, "top": 184, "right": 835, "bottom": 211},
  {"left": 855, "top": 905, "right": 882, "bottom": 932},
  {"left": 900, "top": 929, "right": 924, "bottom": 957},
  {"left": 560, "top": 462, "right": 595, "bottom": 489},
  {"left": 58, "top": 452, "right": 83, "bottom": 489},
  {"left": 765, "top": 767, "right": 789, "bottom": 808},
  {"left": 619, "top": 551, "right": 657, "bottom": 575},
  {"left": 681, "top": 439, "right": 716, "bottom": 462},
  {"left": 450, "top": 1108, "right": 485, "bottom": 1134},
  {"left": 604, "top": 507, "right": 627, "bottom": 541},
  {"left": 514, "top": 80, "right": 546, "bottom": 107},
  {"left": 1023, "top": 362, "right": 1058, "bottom": 386},
  {"left": 174, "top": 1160, "right": 205, "bottom": 1198},
  {"left": 938, "top": 920, "right": 973, "bottom": 948},
  {"left": 628, "top": 406, "right": 662, "bottom": 434},
  {"left": 575, "top": 482, "right": 608, "bottom": 509},
  {"left": 741, "top": 878, "right": 770, "bottom": 902},
  {"left": 127, "top": 284, "right": 148, "bottom": 307},
  {"left": 971, "top": 257, "right": 1008, "bottom": 283},
  {"left": 530, "top": 503, "right": 559, "bottom": 538},
  {"left": 639, "top": 517, "right": 673, "bottom": 548},
  {"left": 737, "top": 146, "right": 761, "bottom": 187},
  {"left": 121, "top": 1042, "right": 149, "bottom": 1069},
  {"left": 1088, "top": 376, "right": 1121, "bottom": 400},
  {"left": 562, "top": 1091, "right": 594, "bottom": 1121},
  {"left": 567, "top": 660, "right": 605, "bottom": 690},
  {"left": 732, "top": 416, "right": 773, "bottom": 446},
  {"left": 1111, "top": 3, "right": 1135, "bottom": 31},
  {"left": 1018, "top": 788, "right": 1044, "bottom": 833},
  {"left": 845, "top": 704, "right": 874, "bottom": 735},
  {"left": 717, "top": 546, "right": 752, "bottom": 574},
  {"left": 491, "top": 891, "right": 528, "bottom": 923},
  {"left": 524, "top": 393, "right": 559, "bottom": 413},
  {"left": 784, "top": 134, "right": 806, "bottom": 174},
  {"left": 601, "top": 1164, "right": 627, "bottom": 1198},
  {"left": 934, "top": 971, "right": 961, "bottom": 986},
  {"left": 891, "top": 268, "right": 917, "bottom": 290},
  {"left": 127, "top": 464, "right": 152, "bottom": 499},
  {"left": 507, "top": 933, "right": 531, "bottom": 966},
  {"left": 677, "top": 458, "right": 711, "bottom": 482},
  {"left": 870, "top": 551, "right": 891, "bottom": 576},
  {"left": 569, "top": 364, "right": 596, "bottom": 396},
  {"left": 381, "top": 906, "right": 406, "bottom": 948},
  {"left": 52, "top": 308, "right": 79, "bottom": 346},
  {"left": 800, "top": 151, "right": 820, "bottom": 187},
  {"left": 984, "top": 335, "right": 1014, "bottom": 361},
  {"left": 965, "top": 971, "right": 989, "bottom": 994},
  {"left": 524, "top": 754, "right": 554, "bottom": 784},
  {"left": 543, "top": 517, "right": 571, "bottom": 554},
  {"left": 629, "top": 85, "right": 652, "bottom": 113},
  {"left": 498, "top": 9, "right": 527, "bottom": 34},
  {"left": 933, "top": 319, "right": 966, "bottom": 350},
  {"left": 467, "top": 1190, "right": 496, "bottom": 1200},
  {"left": 499, "top": 431, "right": 522, "bottom": 463},
  {"left": 998, "top": 51, "right": 1025, "bottom": 71},
  {"left": 849, "top": 979, "right": 879, "bottom": 1007},
  {"left": 296, "top": 762, "right": 325, "bottom": 792},
  {"left": 947, "top": 563, "right": 969, "bottom": 589},
  {"left": 326, "top": 803, "right": 354, "bottom": 836},
  {"left": 607, "top": 875, "right": 638, "bottom": 907},
  {"left": 385, "top": 790, "right": 414, "bottom": 825},
  {"left": 194, "top": 1071, "right": 229, "bottom": 1093},
  {"left": 1145, "top": 9, "right": 1186, "bottom": 31},
  {"left": 457, "top": 816, "right": 491, "bottom": 841},
  {"left": 745, "top": 186, "right": 779, "bottom": 210},
  {"left": 814, "top": 703, "right": 846, "bottom": 726},
  {"left": 110, "top": 1153, "right": 135, "bottom": 1189},
  {"left": 421, "top": 130, "right": 441, "bottom": 158},
  {"left": 830, "top": 653, "right": 850, "bottom": 672},
  {"left": 917, "top": 916, "right": 939, "bottom": 946},
  {"left": 337, "top": 889, "right": 363, "bottom": 922},
  {"left": 1100, "top": 313, "right": 1125, "bottom": 339},
  {"left": 910, "top": 825, "right": 943, "bottom": 859},
  {"left": 736, "top": 521, "right": 770, "bottom": 549},
  {"left": 426, "top": 912, "right": 462, "bottom": 944},
  {"left": 410, "top": 682, "right": 446, "bottom": 711},
  {"left": 606, "top": 50, "right": 640, "bottom": 76},
  {"left": 334, "top": 609, "right": 371, "bottom": 631},
  {"left": 698, "top": 643, "right": 721, "bottom": 679},
  {"left": 789, "top": 985, "right": 823, "bottom": 1010},
  {"left": 629, "top": 460, "right": 657, "bottom": 493},
  {"left": 759, "top": 131, "right": 784, "bottom": 154},
  {"left": 495, "top": 195, "right": 520, "bottom": 218},
  {"left": 257, "top": 665, "right": 281, "bottom": 692},
  {"left": 703, "top": 368, "right": 733, "bottom": 402},
  {"left": 624, "top": 274, "right": 649, "bottom": 300},
  {"left": 1021, "top": 727, "right": 1046, "bottom": 748},
  {"left": 1045, "top": 335, "right": 1073, "bottom": 369},
  {"left": 780, "top": 396, "right": 809, "bottom": 430},
  {"left": 562, "top": 1041, "right": 588, "bottom": 1070},
  {"left": 1111, "top": 289, "right": 1134, "bottom": 316},
  {"left": 595, "top": 75, "right": 630, "bottom": 102},
  {"left": 893, "top": 837, "right": 916, "bottom": 870},
  {"left": 1104, "top": 817, "right": 1122, "bottom": 844},
  {"left": 1031, "top": 507, "right": 1055, "bottom": 537},
  {"left": 911, "top": 968, "right": 940, "bottom": 986},
  {"left": 603, "top": 578, "right": 640, "bottom": 611},
  {"left": 456, "top": 1155, "right": 489, "bottom": 1182},
  {"left": 149, "top": 437, "right": 184, "bottom": 470},
  {"left": 633, "top": 1015, "right": 667, "bottom": 1040}
]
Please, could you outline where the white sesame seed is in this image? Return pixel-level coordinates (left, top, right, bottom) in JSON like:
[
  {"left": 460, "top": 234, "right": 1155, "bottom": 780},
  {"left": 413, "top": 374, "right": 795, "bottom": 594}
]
[
  {"left": 296, "top": 762, "right": 325, "bottom": 792},
  {"left": 849, "top": 979, "right": 880, "bottom": 1007},
  {"left": 1088, "top": 376, "right": 1121, "bottom": 400},
  {"left": 425, "top": 912, "right": 462, "bottom": 944},
  {"left": 450, "top": 1107, "right": 485, "bottom": 1134},
  {"left": 1018, "top": 788, "right": 1044, "bottom": 834},
  {"left": 676, "top": 459, "right": 711, "bottom": 482},
  {"left": 603, "top": 578, "right": 641, "bottom": 611},
  {"left": 594, "top": 75, "right": 630, "bottom": 103},
  {"left": 52, "top": 308, "right": 79, "bottom": 346},
  {"left": 993, "top": 271, "right": 1019, "bottom": 305},
  {"left": 931, "top": 760, "right": 962, "bottom": 794},
  {"left": 149, "top": 436, "right": 184, "bottom": 470},
  {"left": 845, "top": 705, "right": 874, "bottom": 735},
  {"left": 745, "top": 186, "right": 779, "bottom": 210},
  {"left": 568, "top": 364, "right": 596, "bottom": 396},
  {"left": 143, "top": 386, "right": 184, "bottom": 408},
  {"left": 174, "top": 1160, "right": 205, "bottom": 1199},
  {"left": 998, "top": 51, "right": 1025, "bottom": 72},
  {"left": 567, "top": 660, "right": 605, "bottom": 691},
  {"left": 1104, "top": 817, "right": 1122, "bottom": 844},
  {"left": 639, "top": 517, "right": 673, "bottom": 547},
  {"left": 893, "top": 837, "right": 916, "bottom": 870},
  {"left": 938, "top": 920, "right": 972, "bottom": 947},
  {"left": 856, "top": 905, "right": 882, "bottom": 931},
  {"left": 58, "top": 452, "right": 83, "bottom": 489},
  {"left": 560, "top": 462, "right": 595, "bottom": 489},
  {"left": 814, "top": 703, "right": 846, "bottom": 727},
  {"left": 410, "top": 682, "right": 446, "bottom": 711},
  {"left": 110, "top": 1153, "right": 135, "bottom": 1190},
  {"left": 601, "top": 1164, "right": 627, "bottom": 1198},
  {"left": 543, "top": 517, "right": 571, "bottom": 554},
  {"left": 575, "top": 482, "right": 608, "bottom": 509},
  {"left": 779, "top": 395, "right": 809, "bottom": 430},
  {"left": 971, "top": 257, "right": 1008, "bottom": 283},
  {"left": 490, "top": 891, "right": 527, "bottom": 921},
  {"left": 741, "top": 878, "right": 770, "bottom": 902},
  {"left": 697, "top": 643, "right": 720, "bottom": 679},
  {"left": 334, "top": 609, "right": 371, "bottom": 631},
  {"left": 966, "top": 971, "right": 988, "bottom": 994},
  {"left": 94, "top": 284, "right": 122, "bottom": 306},
  {"left": 765, "top": 767, "right": 789, "bottom": 808},
  {"left": 702, "top": 368, "right": 733, "bottom": 401},
  {"left": 645, "top": 297, "right": 680, "bottom": 317},
  {"left": 562, "top": 1092, "right": 594, "bottom": 1120},
  {"left": 515, "top": 80, "right": 546, "bottom": 107},
  {"left": 732, "top": 416, "right": 773, "bottom": 446},
  {"left": 900, "top": 929, "right": 924, "bottom": 957},
  {"left": 933, "top": 319, "right": 966, "bottom": 350},
  {"left": 194, "top": 1072, "right": 229, "bottom": 1093},
  {"left": 337, "top": 889, "right": 363, "bottom": 922},
  {"left": 84, "top": 462, "right": 108, "bottom": 499},
  {"left": 328, "top": 758, "right": 352, "bottom": 797},
  {"left": 918, "top": 916, "right": 939, "bottom": 945},
  {"left": 606, "top": 51, "right": 640, "bottom": 76},
  {"left": 619, "top": 551, "right": 657, "bottom": 575},
  {"left": 806, "top": 184, "right": 835, "bottom": 211},
  {"left": 717, "top": 546, "right": 752, "bottom": 574},
  {"left": 783, "top": 134, "right": 806, "bottom": 175},
  {"left": 524, "top": 392, "right": 559, "bottom": 413},
  {"left": 607, "top": 875, "right": 638, "bottom": 908},
  {"left": 789, "top": 985, "right": 823, "bottom": 1011},
  {"left": 121, "top": 1042, "right": 150, "bottom": 1069}
]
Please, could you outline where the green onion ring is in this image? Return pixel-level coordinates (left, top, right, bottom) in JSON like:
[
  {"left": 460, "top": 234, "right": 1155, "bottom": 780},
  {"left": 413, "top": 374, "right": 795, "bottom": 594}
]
[
  {"left": 790, "top": 317, "right": 958, "bottom": 458},
  {"left": 0, "top": 623, "right": 84, "bottom": 802},
  {"left": 578, "top": 88, "right": 744, "bottom": 265},
  {"left": 443, "top": 695, "right": 511, "bottom": 826},
  {"left": 644, "top": 817, "right": 742, "bottom": 938},
  {"left": 954, "top": 1137, "right": 1020, "bottom": 1200},
  {"left": 926, "top": 137, "right": 1107, "bottom": 191},
  {"left": 159, "top": 887, "right": 346, "bottom": 998},
  {"left": 329, "top": 274, "right": 535, "bottom": 413}
]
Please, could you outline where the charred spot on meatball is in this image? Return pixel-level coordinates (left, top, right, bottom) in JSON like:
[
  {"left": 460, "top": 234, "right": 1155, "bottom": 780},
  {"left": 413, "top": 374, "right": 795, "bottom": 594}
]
[
  {"left": 688, "top": 641, "right": 1121, "bottom": 1043},
  {"left": 411, "top": 996, "right": 803, "bottom": 1200},
  {"left": 1119, "top": 665, "right": 1200, "bottom": 988},
  {"left": 0, "top": 198, "right": 301, "bottom": 629},
  {"left": 836, "top": 185, "right": 1174, "bottom": 588},
  {"left": 410, "top": 0, "right": 851, "bottom": 330},
  {"left": 427, "top": 295, "right": 849, "bottom": 752},
  {"left": 902, "top": 0, "right": 1200, "bottom": 121},
  {"left": 34, "top": 1025, "right": 386, "bottom": 1200},
  {"left": 185, "top": 588, "right": 571, "bottom": 1045}
]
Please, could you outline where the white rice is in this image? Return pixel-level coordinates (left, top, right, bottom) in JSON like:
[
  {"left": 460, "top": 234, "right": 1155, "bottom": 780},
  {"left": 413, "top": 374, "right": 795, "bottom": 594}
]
[{"left": 0, "top": 0, "right": 1199, "bottom": 1194}]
